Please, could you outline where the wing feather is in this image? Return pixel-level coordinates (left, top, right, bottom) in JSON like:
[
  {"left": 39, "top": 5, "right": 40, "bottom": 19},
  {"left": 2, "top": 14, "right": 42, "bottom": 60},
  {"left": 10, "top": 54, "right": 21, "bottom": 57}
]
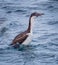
[{"left": 11, "top": 32, "right": 28, "bottom": 45}]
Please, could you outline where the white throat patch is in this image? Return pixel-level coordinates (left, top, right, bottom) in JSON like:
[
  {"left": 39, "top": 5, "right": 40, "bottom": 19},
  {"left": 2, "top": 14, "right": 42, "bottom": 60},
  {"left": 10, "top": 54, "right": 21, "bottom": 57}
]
[{"left": 30, "top": 16, "right": 35, "bottom": 33}]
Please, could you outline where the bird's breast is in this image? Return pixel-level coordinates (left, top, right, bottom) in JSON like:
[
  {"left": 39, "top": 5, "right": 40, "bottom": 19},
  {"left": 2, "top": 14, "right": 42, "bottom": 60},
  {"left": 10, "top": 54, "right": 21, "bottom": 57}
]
[{"left": 22, "top": 33, "right": 33, "bottom": 45}]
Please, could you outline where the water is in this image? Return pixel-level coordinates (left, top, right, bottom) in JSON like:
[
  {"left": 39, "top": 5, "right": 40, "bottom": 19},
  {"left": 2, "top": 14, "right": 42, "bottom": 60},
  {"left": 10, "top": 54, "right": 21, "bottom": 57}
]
[{"left": 0, "top": 0, "right": 58, "bottom": 65}]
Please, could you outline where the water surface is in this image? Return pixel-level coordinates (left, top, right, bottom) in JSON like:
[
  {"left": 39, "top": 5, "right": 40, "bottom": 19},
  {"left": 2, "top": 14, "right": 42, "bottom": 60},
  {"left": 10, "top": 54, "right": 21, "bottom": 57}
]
[{"left": 0, "top": 0, "right": 58, "bottom": 65}]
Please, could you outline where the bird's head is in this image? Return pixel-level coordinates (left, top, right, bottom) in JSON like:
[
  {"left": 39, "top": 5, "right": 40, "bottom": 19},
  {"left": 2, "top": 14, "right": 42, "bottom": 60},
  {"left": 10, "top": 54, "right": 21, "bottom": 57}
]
[
  {"left": 30, "top": 12, "right": 44, "bottom": 18},
  {"left": 30, "top": 12, "right": 44, "bottom": 22}
]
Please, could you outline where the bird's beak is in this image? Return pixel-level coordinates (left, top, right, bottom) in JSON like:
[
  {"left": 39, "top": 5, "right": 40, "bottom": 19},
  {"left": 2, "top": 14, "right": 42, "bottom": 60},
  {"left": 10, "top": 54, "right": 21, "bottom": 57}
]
[{"left": 37, "top": 13, "right": 44, "bottom": 17}]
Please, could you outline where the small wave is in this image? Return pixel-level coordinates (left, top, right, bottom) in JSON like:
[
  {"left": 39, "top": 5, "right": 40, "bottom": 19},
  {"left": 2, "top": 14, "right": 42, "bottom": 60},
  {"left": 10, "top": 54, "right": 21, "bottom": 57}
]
[
  {"left": 6, "top": 11, "right": 12, "bottom": 13},
  {"left": 15, "top": 9, "right": 26, "bottom": 12},
  {"left": 2, "top": 6, "right": 7, "bottom": 9},
  {"left": 0, "top": 17, "right": 6, "bottom": 22},
  {"left": 0, "top": 27, "right": 8, "bottom": 37},
  {"left": 48, "top": 5, "right": 54, "bottom": 8},
  {"left": 0, "top": 45, "right": 8, "bottom": 49},
  {"left": 48, "top": 42, "right": 58, "bottom": 46},
  {"left": 52, "top": 0, "right": 58, "bottom": 1},
  {"left": 51, "top": 38, "right": 58, "bottom": 46},
  {"left": 14, "top": 9, "right": 27, "bottom": 14},
  {"left": 48, "top": 21, "right": 58, "bottom": 25}
]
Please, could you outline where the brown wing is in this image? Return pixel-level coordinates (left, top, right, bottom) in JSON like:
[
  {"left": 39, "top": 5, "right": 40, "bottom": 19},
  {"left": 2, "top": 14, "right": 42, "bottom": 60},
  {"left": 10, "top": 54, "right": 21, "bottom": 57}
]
[{"left": 11, "top": 31, "right": 28, "bottom": 45}]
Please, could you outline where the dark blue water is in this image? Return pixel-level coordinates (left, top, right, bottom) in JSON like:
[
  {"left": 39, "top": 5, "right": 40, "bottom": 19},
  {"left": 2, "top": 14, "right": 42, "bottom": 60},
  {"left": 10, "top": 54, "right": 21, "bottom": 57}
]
[{"left": 0, "top": 0, "right": 58, "bottom": 65}]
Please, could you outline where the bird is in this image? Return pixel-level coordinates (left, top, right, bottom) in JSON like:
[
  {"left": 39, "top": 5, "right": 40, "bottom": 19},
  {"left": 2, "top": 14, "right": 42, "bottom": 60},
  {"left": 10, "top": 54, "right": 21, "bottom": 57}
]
[{"left": 10, "top": 12, "right": 44, "bottom": 48}]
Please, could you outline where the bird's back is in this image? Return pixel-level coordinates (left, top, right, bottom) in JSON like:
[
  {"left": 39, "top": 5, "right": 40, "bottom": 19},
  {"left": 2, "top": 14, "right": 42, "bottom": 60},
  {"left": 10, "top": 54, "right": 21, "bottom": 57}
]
[{"left": 11, "top": 30, "right": 29, "bottom": 45}]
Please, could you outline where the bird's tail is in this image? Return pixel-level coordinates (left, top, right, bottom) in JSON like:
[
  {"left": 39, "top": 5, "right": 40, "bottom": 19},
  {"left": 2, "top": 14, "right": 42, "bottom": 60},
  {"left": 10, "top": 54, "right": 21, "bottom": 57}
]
[
  {"left": 9, "top": 42, "right": 20, "bottom": 48},
  {"left": 9, "top": 41, "right": 14, "bottom": 46}
]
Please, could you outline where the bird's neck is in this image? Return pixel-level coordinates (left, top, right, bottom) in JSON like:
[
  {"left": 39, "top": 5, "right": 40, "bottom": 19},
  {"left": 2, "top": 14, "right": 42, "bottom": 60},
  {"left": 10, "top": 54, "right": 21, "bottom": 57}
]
[{"left": 27, "top": 16, "right": 35, "bottom": 34}]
